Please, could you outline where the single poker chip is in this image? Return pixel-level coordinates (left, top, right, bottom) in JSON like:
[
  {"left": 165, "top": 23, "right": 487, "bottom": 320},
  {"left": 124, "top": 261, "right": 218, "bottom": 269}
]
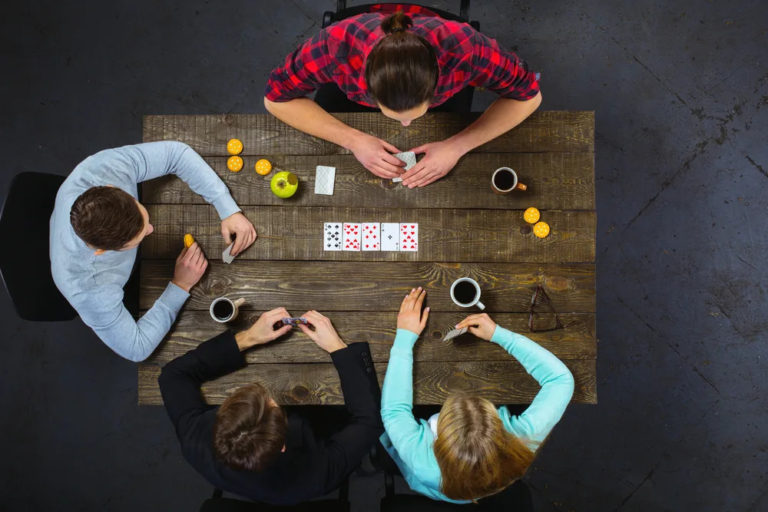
[
  {"left": 227, "top": 138, "right": 243, "bottom": 155},
  {"left": 227, "top": 155, "right": 244, "bottom": 172},
  {"left": 184, "top": 233, "right": 195, "bottom": 248},
  {"left": 533, "top": 221, "right": 550, "bottom": 239},
  {"left": 255, "top": 158, "right": 272, "bottom": 175},
  {"left": 523, "top": 207, "right": 541, "bottom": 224}
]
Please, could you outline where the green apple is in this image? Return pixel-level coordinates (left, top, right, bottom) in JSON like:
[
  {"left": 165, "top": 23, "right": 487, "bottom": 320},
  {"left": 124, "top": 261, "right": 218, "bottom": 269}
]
[{"left": 270, "top": 171, "right": 299, "bottom": 199}]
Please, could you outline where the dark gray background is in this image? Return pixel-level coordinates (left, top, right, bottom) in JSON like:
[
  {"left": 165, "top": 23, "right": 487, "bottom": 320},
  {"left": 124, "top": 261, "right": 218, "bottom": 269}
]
[{"left": 1, "top": 1, "right": 766, "bottom": 510}]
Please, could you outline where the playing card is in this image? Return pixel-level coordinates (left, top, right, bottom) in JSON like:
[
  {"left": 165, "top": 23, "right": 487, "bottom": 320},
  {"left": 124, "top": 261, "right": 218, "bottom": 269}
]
[
  {"left": 443, "top": 327, "right": 468, "bottom": 342},
  {"left": 315, "top": 165, "right": 336, "bottom": 195},
  {"left": 281, "top": 317, "right": 308, "bottom": 326},
  {"left": 222, "top": 242, "right": 235, "bottom": 264},
  {"left": 343, "top": 222, "right": 361, "bottom": 251},
  {"left": 362, "top": 222, "right": 380, "bottom": 251},
  {"left": 392, "top": 151, "right": 416, "bottom": 182},
  {"left": 324, "top": 222, "right": 342, "bottom": 251},
  {"left": 381, "top": 223, "right": 400, "bottom": 251},
  {"left": 399, "top": 223, "right": 418, "bottom": 251}
]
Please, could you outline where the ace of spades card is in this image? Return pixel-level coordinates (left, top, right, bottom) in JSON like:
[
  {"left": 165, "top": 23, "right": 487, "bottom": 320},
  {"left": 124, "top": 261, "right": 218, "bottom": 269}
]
[{"left": 381, "top": 223, "right": 400, "bottom": 251}]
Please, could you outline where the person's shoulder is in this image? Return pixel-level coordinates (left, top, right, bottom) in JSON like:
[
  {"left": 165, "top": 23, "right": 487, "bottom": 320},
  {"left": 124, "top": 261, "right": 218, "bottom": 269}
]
[{"left": 414, "top": 16, "right": 475, "bottom": 52}]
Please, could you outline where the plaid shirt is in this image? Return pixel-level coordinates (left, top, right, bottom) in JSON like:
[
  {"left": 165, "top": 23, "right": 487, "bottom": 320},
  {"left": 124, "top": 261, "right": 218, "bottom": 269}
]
[{"left": 265, "top": 8, "right": 539, "bottom": 108}]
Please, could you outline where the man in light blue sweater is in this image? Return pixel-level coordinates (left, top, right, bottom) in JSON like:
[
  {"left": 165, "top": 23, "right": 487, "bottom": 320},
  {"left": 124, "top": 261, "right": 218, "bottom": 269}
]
[{"left": 50, "top": 141, "right": 256, "bottom": 362}]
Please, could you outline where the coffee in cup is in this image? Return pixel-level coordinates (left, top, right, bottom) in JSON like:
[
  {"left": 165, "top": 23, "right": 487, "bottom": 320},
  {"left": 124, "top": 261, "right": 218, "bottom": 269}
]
[
  {"left": 491, "top": 167, "right": 527, "bottom": 194},
  {"left": 210, "top": 297, "right": 246, "bottom": 323},
  {"left": 450, "top": 277, "right": 485, "bottom": 310}
]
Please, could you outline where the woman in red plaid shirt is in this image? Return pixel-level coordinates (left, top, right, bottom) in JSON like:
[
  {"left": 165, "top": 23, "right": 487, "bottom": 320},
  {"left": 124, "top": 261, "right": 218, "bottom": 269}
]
[{"left": 264, "top": 9, "right": 541, "bottom": 188}]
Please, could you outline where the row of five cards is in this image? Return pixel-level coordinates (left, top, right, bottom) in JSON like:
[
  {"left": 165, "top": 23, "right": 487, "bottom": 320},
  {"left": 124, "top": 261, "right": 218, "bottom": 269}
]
[{"left": 324, "top": 222, "right": 418, "bottom": 251}]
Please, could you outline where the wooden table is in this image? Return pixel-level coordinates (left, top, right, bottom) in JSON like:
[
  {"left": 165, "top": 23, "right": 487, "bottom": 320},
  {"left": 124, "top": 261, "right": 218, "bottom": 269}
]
[{"left": 137, "top": 112, "right": 596, "bottom": 405}]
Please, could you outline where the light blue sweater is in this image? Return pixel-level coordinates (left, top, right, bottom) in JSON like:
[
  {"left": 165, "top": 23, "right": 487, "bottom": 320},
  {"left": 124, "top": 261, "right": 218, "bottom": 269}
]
[
  {"left": 49, "top": 141, "right": 240, "bottom": 362},
  {"left": 380, "top": 326, "right": 575, "bottom": 503}
]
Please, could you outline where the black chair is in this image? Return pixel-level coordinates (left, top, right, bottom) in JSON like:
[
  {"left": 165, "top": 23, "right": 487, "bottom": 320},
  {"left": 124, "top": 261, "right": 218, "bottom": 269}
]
[
  {"left": 199, "top": 482, "right": 350, "bottom": 512},
  {"left": 322, "top": 1, "right": 479, "bottom": 31},
  {"left": 0, "top": 172, "right": 77, "bottom": 321},
  {"left": 381, "top": 468, "right": 534, "bottom": 512}
]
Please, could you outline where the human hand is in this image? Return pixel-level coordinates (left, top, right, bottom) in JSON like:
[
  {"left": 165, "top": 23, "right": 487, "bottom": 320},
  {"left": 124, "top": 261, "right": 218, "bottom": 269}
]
[
  {"left": 172, "top": 242, "right": 208, "bottom": 292},
  {"left": 455, "top": 313, "right": 497, "bottom": 341},
  {"left": 401, "top": 140, "right": 464, "bottom": 188},
  {"left": 397, "top": 287, "right": 429, "bottom": 335},
  {"left": 349, "top": 132, "right": 405, "bottom": 179},
  {"left": 297, "top": 311, "right": 347, "bottom": 353},
  {"left": 221, "top": 212, "right": 257, "bottom": 256},
  {"left": 235, "top": 307, "right": 293, "bottom": 350}
]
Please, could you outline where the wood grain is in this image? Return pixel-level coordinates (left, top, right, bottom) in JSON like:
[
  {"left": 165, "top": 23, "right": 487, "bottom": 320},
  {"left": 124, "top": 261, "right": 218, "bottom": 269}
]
[
  {"left": 139, "top": 261, "right": 595, "bottom": 313},
  {"left": 141, "top": 205, "right": 596, "bottom": 263},
  {"left": 142, "top": 311, "right": 596, "bottom": 365},
  {"left": 142, "top": 111, "right": 594, "bottom": 156},
  {"left": 138, "top": 358, "right": 596, "bottom": 405},
  {"left": 140, "top": 152, "right": 595, "bottom": 210}
]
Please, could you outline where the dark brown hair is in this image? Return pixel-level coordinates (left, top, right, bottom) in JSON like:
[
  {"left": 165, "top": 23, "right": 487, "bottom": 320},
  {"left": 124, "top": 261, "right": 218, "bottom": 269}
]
[
  {"left": 434, "top": 394, "right": 536, "bottom": 500},
  {"left": 365, "top": 11, "right": 438, "bottom": 111},
  {"left": 213, "top": 383, "right": 287, "bottom": 472},
  {"left": 70, "top": 186, "right": 144, "bottom": 250}
]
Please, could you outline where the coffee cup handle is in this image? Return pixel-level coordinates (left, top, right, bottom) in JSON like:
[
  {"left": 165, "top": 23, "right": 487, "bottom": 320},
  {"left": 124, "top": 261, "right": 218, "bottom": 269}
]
[
  {"left": 233, "top": 298, "right": 246, "bottom": 307},
  {"left": 476, "top": 301, "right": 485, "bottom": 311},
  {"left": 516, "top": 182, "right": 527, "bottom": 191}
]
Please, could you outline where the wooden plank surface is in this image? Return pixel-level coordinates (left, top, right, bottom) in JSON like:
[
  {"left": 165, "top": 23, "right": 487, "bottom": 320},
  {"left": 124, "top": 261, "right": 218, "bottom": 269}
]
[
  {"left": 139, "top": 358, "right": 596, "bottom": 405},
  {"left": 142, "top": 311, "right": 596, "bottom": 365},
  {"left": 143, "top": 111, "right": 595, "bottom": 155},
  {"left": 141, "top": 153, "right": 595, "bottom": 210},
  {"left": 139, "top": 261, "right": 595, "bottom": 313},
  {"left": 141, "top": 205, "right": 595, "bottom": 263}
]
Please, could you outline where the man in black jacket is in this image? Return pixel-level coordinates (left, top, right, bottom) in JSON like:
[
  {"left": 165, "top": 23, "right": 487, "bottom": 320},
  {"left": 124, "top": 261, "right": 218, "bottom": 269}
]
[{"left": 158, "top": 307, "right": 382, "bottom": 505}]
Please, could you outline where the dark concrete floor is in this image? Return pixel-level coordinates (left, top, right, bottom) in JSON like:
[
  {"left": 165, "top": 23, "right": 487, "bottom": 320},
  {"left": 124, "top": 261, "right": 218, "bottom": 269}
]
[{"left": 1, "top": 1, "right": 766, "bottom": 510}]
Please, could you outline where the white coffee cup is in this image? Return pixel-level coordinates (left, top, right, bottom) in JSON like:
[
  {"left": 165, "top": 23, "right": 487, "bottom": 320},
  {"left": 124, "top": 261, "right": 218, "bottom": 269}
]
[
  {"left": 491, "top": 167, "right": 527, "bottom": 193},
  {"left": 210, "top": 297, "right": 246, "bottom": 323},
  {"left": 450, "top": 277, "right": 485, "bottom": 310}
]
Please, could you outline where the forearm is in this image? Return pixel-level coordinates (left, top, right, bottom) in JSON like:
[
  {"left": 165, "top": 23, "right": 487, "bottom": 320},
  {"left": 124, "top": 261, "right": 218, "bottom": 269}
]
[
  {"left": 264, "top": 97, "right": 364, "bottom": 151},
  {"left": 447, "top": 92, "right": 542, "bottom": 155},
  {"left": 381, "top": 329, "right": 419, "bottom": 422},
  {"left": 332, "top": 343, "right": 381, "bottom": 424}
]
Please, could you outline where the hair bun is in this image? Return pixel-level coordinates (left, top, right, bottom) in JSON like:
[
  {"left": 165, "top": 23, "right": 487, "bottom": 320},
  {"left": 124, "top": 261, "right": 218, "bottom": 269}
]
[{"left": 381, "top": 11, "right": 413, "bottom": 35}]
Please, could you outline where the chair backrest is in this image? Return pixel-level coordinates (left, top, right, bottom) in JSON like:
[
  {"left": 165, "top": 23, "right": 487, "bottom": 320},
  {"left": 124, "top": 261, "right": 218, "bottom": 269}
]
[
  {"left": 0, "top": 172, "right": 77, "bottom": 321},
  {"left": 323, "top": 1, "right": 479, "bottom": 31}
]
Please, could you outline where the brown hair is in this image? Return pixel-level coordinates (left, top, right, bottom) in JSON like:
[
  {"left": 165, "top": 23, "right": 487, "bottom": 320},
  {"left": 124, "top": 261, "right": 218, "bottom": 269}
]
[
  {"left": 70, "top": 186, "right": 144, "bottom": 250},
  {"left": 212, "top": 383, "right": 287, "bottom": 472},
  {"left": 433, "top": 394, "right": 536, "bottom": 500},
  {"left": 365, "top": 11, "right": 438, "bottom": 111}
]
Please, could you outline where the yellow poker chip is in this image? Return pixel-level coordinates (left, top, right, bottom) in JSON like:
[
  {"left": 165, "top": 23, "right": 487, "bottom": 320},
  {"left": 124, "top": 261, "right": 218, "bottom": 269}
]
[
  {"left": 227, "top": 155, "right": 244, "bottom": 172},
  {"left": 523, "top": 207, "right": 540, "bottom": 224},
  {"left": 226, "top": 138, "right": 243, "bottom": 155},
  {"left": 183, "top": 233, "right": 195, "bottom": 248},
  {"left": 255, "top": 158, "right": 272, "bottom": 175},
  {"left": 533, "top": 221, "right": 550, "bottom": 239}
]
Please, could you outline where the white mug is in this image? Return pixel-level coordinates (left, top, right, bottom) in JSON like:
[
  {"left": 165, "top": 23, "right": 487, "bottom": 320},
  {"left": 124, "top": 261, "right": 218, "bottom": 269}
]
[
  {"left": 491, "top": 167, "right": 527, "bottom": 193},
  {"left": 449, "top": 277, "right": 485, "bottom": 310},
  {"left": 209, "top": 297, "right": 246, "bottom": 323}
]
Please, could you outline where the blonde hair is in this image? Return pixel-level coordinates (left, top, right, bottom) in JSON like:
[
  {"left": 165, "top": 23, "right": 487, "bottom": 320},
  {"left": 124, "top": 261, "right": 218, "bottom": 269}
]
[{"left": 433, "top": 394, "right": 535, "bottom": 500}]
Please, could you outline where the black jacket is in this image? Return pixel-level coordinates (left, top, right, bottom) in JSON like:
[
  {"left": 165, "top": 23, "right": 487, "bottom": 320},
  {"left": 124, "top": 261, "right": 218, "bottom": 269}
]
[{"left": 158, "top": 331, "right": 382, "bottom": 505}]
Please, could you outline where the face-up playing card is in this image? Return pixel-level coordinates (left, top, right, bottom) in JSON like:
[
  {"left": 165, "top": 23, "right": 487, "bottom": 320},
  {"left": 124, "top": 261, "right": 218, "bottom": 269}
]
[
  {"left": 399, "top": 223, "right": 418, "bottom": 251},
  {"left": 362, "top": 223, "right": 380, "bottom": 251},
  {"left": 324, "top": 222, "right": 342, "bottom": 251},
  {"left": 381, "top": 223, "right": 400, "bottom": 251},
  {"left": 343, "top": 223, "right": 361, "bottom": 251}
]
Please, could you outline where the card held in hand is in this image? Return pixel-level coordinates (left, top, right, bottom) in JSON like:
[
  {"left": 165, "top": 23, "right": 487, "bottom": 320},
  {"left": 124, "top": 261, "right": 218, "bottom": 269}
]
[
  {"left": 362, "top": 222, "right": 381, "bottom": 251},
  {"left": 392, "top": 151, "right": 416, "bottom": 182},
  {"left": 324, "top": 222, "right": 342, "bottom": 251},
  {"left": 443, "top": 327, "right": 468, "bottom": 342},
  {"left": 399, "top": 223, "right": 418, "bottom": 251},
  {"left": 343, "top": 222, "right": 361, "bottom": 251},
  {"left": 381, "top": 223, "right": 400, "bottom": 251}
]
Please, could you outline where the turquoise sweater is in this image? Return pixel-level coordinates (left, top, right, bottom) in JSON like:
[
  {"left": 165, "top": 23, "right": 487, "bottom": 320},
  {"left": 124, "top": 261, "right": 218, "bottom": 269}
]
[{"left": 380, "top": 326, "right": 575, "bottom": 503}]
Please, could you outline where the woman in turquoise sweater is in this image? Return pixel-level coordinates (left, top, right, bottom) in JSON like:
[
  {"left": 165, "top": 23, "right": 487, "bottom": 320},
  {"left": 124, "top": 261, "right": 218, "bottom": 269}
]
[{"left": 380, "top": 287, "right": 575, "bottom": 503}]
